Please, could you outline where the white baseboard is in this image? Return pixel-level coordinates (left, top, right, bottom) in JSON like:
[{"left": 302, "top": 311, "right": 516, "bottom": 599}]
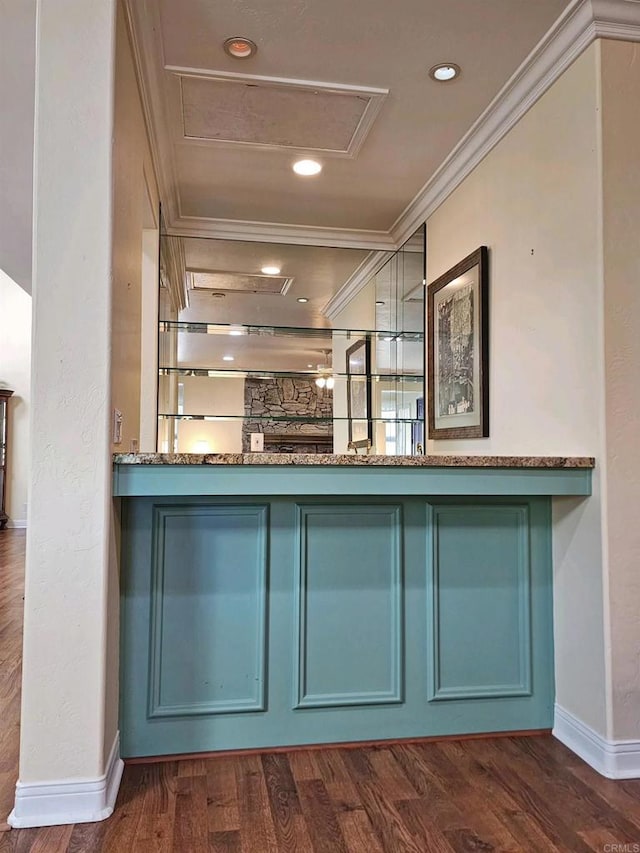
[
  {"left": 554, "top": 704, "right": 640, "bottom": 779},
  {"left": 7, "top": 731, "right": 124, "bottom": 829},
  {"left": 5, "top": 519, "right": 26, "bottom": 529}
]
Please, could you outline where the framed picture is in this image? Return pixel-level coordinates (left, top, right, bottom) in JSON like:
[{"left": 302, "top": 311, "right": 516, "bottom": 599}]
[
  {"left": 427, "top": 246, "right": 489, "bottom": 440},
  {"left": 346, "top": 337, "right": 372, "bottom": 446}
]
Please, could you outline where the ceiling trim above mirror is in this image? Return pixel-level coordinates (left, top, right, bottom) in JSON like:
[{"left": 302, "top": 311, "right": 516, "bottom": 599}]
[{"left": 167, "top": 217, "right": 397, "bottom": 251}]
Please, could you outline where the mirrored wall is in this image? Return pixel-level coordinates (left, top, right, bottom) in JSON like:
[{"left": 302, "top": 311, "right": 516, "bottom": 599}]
[{"left": 157, "top": 227, "right": 424, "bottom": 454}]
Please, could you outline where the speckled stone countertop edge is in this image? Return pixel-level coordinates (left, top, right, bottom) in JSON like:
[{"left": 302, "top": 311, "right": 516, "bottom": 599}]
[{"left": 113, "top": 453, "right": 595, "bottom": 469}]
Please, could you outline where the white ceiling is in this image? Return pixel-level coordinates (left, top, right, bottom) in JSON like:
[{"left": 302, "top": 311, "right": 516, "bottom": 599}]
[{"left": 129, "top": 0, "right": 572, "bottom": 241}]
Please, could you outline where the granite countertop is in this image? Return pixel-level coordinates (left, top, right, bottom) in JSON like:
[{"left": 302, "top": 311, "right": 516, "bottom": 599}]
[{"left": 113, "top": 453, "right": 595, "bottom": 469}]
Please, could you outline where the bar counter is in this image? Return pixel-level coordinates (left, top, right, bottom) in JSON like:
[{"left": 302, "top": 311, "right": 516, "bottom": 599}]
[
  {"left": 113, "top": 453, "right": 593, "bottom": 498},
  {"left": 114, "top": 453, "right": 593, "bottom": 758}
]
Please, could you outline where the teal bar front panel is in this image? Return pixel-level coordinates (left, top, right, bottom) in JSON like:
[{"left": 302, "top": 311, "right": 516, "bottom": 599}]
[
  {"left": 429, "top": 505, "right": 531, "bottom": 701},
  {"left": 149, "top": 505, "right": 268, "bottom": 717},
  {"left": 114, "top": 463, "right": 592, "bottom": 498},
  {"left": 120, "top": 496, "right": 555, "bottom": 757},
  {"left": 296, "top": 505, "right": 402, "bottom": 708}
]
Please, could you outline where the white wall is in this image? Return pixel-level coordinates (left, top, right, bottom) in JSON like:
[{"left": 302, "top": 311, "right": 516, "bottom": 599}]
[
  {"left": 0, "top": 269, "right": 31, "bottom": 525},
  {"left": 139, "top": 226, "right": 160, "bottom": 451},
  {"left": 111, "top": 1, "right": 159, "bottom": 452},
  {"left": 0, "top": 0, "right": 36, "bottom": 293},
  {"left": 425, "top": 46, "right": 607, "bottom": 734},
  {"left": 600, "top": 39, "right": 640, "bottom": 741}
]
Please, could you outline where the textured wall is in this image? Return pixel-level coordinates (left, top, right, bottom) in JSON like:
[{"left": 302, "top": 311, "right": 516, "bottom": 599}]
[
  {"left": 426, "top": 45, "right": 607, "bottom": 735},
  {"left": 19, "top": 0, "right": 117, "bottom": 784},
  {"left": 600, "top": 39, "right": 640, "bottom": 741}
]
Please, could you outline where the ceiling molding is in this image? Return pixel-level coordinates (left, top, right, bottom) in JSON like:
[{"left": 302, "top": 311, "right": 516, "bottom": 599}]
[
  {"left": 323, "top": 250, "right": 392, "bottom": 320},
  {"left": 167, "top": 215, "right": 397, "bottom": 250},
  {"left": 122, "top": 0, "right": 182, "bottom": 225},
  {"left": 390, "top": 0, "right": 640, "bottom": 247}
]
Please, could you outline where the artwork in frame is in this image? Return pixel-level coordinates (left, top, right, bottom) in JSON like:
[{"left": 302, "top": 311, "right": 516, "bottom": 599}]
[
  {"left": 427, "top": 246, "right": 489, "bottom": 440},
  {"left": 346, "top": 337, "right": 372, "bottom": 447}
]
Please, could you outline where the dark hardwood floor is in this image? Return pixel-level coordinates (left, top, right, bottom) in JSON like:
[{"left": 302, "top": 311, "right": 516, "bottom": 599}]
[{"left": 2, "top": 529, "right": 640, "bottom": 852}]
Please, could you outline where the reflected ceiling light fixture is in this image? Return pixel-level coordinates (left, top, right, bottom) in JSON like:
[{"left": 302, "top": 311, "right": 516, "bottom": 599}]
[
  {"left": 261, "top": 265, "right": 281, "bottom": 275},
  {"left": 297, "top": 297, "right": 309, "bottom": 303},
  {"left": 222, "top": 355, "right": 234, "bottom": 362},
  {"left": 223, "top": 36, "right": 257, "bottom": 59},
  {"left": 293, "top": 158, "right": 322, "bottom": 176},
  {"left": 429, "top": 63, "right": 461, "bottom": 82},
  {"left": 315, "top": 350, "right": 334, "bottom": 390},
  {"left": 228, "top": 329, "right": 243, "bottom": 336},
  {"left": 375, "top": 300, "right": 385, "bottom": 306}
]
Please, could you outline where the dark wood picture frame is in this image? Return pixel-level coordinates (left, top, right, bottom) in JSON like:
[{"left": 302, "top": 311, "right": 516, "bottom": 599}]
[
  {"left": 346, "top": 337, "right": 372, "bottom": 446},
  {"left": 427, "top": 246, "right": 489, "bottom": 440}
]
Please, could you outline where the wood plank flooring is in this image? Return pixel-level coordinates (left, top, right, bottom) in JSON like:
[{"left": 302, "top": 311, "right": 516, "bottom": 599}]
[
  {"left": 0, "top": 530, "right": 25, "bottom": 834},
  {"left": 2, "top": 529, "right": 640, "bottom": 852}
]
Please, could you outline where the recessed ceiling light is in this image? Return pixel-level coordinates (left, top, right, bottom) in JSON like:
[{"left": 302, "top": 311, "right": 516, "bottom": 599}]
[
  {"left": 429, "top": 63, "right": 461, "bottom": 82},
  {"left": 222, "top": 355, "right": 234, "bottom": 362},
  {"left": 293, "top": 159, "right": 322, "bottom": 176},
  {"left": 307, "top": 363, "right": 313, "bottom": 368},
  {"left": 261, "top": 265, "right": 281, "bottom": 275},
  {"left": 223, "top": 37, "right": 257, "bottom": 59},
  {"left": 375, "top": 300, "right": 385, "bottom": 306},
  {"left": 297, "top": 297, "right": 309, "bottom": 303}
]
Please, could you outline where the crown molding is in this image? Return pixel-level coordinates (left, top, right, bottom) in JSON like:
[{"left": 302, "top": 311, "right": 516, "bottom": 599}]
[
  {"left": 167, "top": 216, "right": 397, "bottom": 250},
  {"left": 122, "top": 0, "right": 181, "bottom": 224},
  {"left": 323, "top": 250, "right": 392, "bottom": 320},
  {"left": 390, "top": 0, "right": 640, "bottom": 246}
]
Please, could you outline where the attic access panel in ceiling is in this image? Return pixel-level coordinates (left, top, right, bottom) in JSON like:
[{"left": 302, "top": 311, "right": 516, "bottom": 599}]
[
  {"left": 175, "top": 70, "right": 388, "bottom": 156},
  {"left": 187, "top": 269, "right": 294, "bottom": 295}
]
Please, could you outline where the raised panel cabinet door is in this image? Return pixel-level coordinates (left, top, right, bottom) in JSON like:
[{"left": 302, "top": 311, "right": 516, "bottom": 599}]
[
  {"left": 295, "top": 504, "right": 403, "bottom": 708},
  {"left": 148, "top": 504, "right": 268, "bottom": 717},
  {"left": 428, "top": 504, "right": 532, "bottom": 701}
]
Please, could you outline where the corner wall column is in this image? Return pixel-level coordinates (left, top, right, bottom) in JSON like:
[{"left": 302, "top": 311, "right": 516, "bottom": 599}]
[{"left": 9, "top": 0, "right": 121, "bottom": 828}]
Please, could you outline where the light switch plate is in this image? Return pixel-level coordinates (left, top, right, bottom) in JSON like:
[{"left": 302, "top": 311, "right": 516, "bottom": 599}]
[
  {"left": 250, "top": 432, "right": 264, "bottom": 452},
  {"left": 113, "top": 409, "right": 123, "bottom": 445}
]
